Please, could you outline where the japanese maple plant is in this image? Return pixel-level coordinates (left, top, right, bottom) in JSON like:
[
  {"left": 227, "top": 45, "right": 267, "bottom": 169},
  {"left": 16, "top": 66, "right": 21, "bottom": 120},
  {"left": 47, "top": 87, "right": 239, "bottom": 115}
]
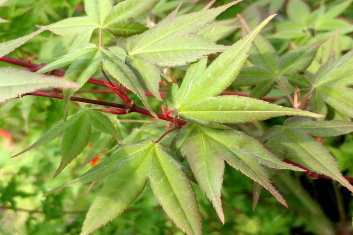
[{"left": 1, "top": 0, "right": 353, "bottom": 234}]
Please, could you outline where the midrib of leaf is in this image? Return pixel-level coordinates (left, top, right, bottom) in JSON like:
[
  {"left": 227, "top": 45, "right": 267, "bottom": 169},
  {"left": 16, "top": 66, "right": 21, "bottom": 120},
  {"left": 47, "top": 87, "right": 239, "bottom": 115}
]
[
  {"left": 154, "top": 148, "right": 197, "bottom": 234},
  {"left": 131, "top": 46, "right": 224, "bottom": 55}
]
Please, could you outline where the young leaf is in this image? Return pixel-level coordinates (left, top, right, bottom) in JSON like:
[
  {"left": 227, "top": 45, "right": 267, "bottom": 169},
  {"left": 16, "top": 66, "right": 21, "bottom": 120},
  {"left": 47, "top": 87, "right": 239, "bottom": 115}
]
[
  {"left": 81, "top": 144, "right": 153, "bottom": 235},
  {"left": 177, "top": 15, "right": 275, "bottom": 107},
  {"left": 0, "top": 28, "right": 46, "bottom": 58},
  {"left": 127, "top": 56, "right": 162, "bottom": 100},
  {"left": 279, "top": 41, "right": 324, "bottom": 75},
  {"left": 84, "top": 0, "right": 112, "bottom": 25},
  {"left": 130, "top": 35, "right": 225, "bottom": 67},
  {"left": 89, "top": 110, "right": 120, "bottom": 140},
  {"left": 178, "top": 95, "right": 322, "bottom": 124},
  {"left": 49, "top": 17, "right": 98, "bottom": 36},
  {"left": 104, "top": 0, "right": 160, "bottom": 26},
  {"left": 55, "top": 111, "right": 92, "bottom": 177},
  {"left": 127, "top": 1, "right": 241, "bottom": 56},
  {"left": 183, "top": 126, "right": 225, "bottom": 223},
  {"left": 150, "top": 144, "right": 202, "bottom": 235},
  {"left": 107, "top": 21, "right": 148, "bottom": 37},
  {"left": 0, "top": 68, "right": 79, "bottom": 103},
  {"left": 287, "top": 0, "right": 310, "bottom": 26}
]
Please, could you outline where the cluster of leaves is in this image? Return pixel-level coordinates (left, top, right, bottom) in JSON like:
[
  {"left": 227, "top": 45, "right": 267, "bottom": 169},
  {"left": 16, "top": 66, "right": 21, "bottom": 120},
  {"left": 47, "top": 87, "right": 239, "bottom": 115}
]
[{"left": 1, "top": 0, "right": 353, "bottom": 234}]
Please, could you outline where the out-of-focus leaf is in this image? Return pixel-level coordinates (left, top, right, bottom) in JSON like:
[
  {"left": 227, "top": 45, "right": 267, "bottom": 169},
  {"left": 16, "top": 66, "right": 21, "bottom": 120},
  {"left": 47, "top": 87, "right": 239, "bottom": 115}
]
[
  {"left": 84, "top": 0, "right": 112, "bottom": 26},
  {"left": 104, "top": 0, "right": 160, "bottom": 26},
  {"left": 89, "top": 110, "right": 120, "bottom": 141},
  {"left": 49, "top": 17, "right": 97, "bottom": 35},
  {"left": 287, "top": 0, "right": 310, "bottom": 26},
  {"left": 0, "top": 28, "right": 46, "bottom": 57}
]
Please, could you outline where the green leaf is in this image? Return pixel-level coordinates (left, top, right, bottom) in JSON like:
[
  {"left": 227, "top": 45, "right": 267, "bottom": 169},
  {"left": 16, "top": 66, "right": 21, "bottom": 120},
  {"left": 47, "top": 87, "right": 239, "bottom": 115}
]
[
  {"left": 236, "top": 66, "right": 275, "bottom": 86},
  {"left": 127, "top": 1, "right": 241, "bottom": 56},
  {"left": 322, "top": 0, "right": 353, "bottom": 20},
  {"left": 279, "top": 129, "right": 353, "bottom": 193},
  {"left": 286, "top": 118, "right": 353, "bottom": 137},
  {"left": 287, "top": 0, "right": 310, "bottom": 26},
  {"left": 179, "top": 95, "right": 322, "bottom": 124},
  {"left": 84, "top": 0, "right": 112, "bottom": 25},
  {"left": 55, "top": 111, "right": 92, "bottom": 177},
  {"left": 182, "top": 126, "right": 225, "bottom": 223},
  {"left": 45, "top": 144, "right": 152, "bottom": 195},
  {"left": 129, "top": 35, "right": 225, "bottom": 67},
  {"left": 81, "top": 144, "right": 153, "bottom": 235},
  {"left": 107, "top": 21, "right": 148, "bottom": 37},
  {"left": 250, "top": 80, "right": 275, "bottom": 98},
  {"left": 104, "top": 0, "right": 160, "bottom": 26},
  {"left": 102, "top": 49, "right": 153, "bottom": 112},
  {"left": 127, "top": 56, "right": 162, "bottom": 100},
  {"left": 150, "top": 144, "right": 202, "bottom": 235},
  {"left": 0, "top": 28, "right": 46, "bottom": 58},
  {"left": 0, "top": 68, "right": 79, "bottom": 103},
  {"left": 63, "top": 49, "right": 102, "bottom": 117},
  {"left": 175, "top": 15, "right": 275, "bottom": 107},
  {"left": 37, "top": 46, "right": 97, "bottom": 74},
  {"left": 318, "top": 86, "right": 353, "bottom": 118},
  {"left": 199, "top": 19, "right": 239, "bottom": 42},
  {"left": 12, "top": 111, "right": 85, "bottom": 158},
  {"left": 193, "top": 125, "right": 288, "bottom": 207},
  {"left": 49, "top": 16, "right": 97, "bottom": 36},
  {"left": 89, "top": 110, "right": 120, "bottom": 140},
  {"left": 279, "top": 41, "right": 324, "bottom": 75}
]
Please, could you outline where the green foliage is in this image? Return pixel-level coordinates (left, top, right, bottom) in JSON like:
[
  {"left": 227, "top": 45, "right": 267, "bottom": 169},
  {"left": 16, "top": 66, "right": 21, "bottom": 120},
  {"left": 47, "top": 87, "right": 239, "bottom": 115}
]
[{"left": 1, "top": 0, "right": 353, "bottom": 234}]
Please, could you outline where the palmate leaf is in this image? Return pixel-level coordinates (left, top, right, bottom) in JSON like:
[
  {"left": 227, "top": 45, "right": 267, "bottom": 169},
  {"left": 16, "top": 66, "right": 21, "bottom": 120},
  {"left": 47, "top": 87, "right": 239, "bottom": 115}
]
[
  {"left": 279, "top": 41, "right": 324, "bottom": 75},
  {"left": 84, "top": 0, "right": 112, "bottom": 26},
  {"left": 0, "top": 28, "right": 46, "bottom": 58},
  {"left": 178, "top": 95, "right": 322, "bottom": 124},
  {"left": 150, "top": 144, "right": 202, "bottom": 235},
  {"left": 0, "top": 68, "right": 79, "bottom": 103},
  {"left": 55, "top": 110, "right": 92, "bottom": 177},
  {"left": 127, "top": 1, "right": 241, "bottom": 66},
  {"left": 104, "top": 0, "right": 160, "bottom": 26},
  {"left": 174, "top": 15, "right": 275, "bottom": 108},
  {"left": 81, "top": 144, "right": 153, "bottom": 235},
  {"left": 180, "top": 124, "right": 296, "bottom": 207},
  {"left": 310, "top": 50, "right": 353, "bottom": 117},
  {"left": 268, "top": 127, "right": 353, "bottom": 193},
  {"left": 179, "top": 124, "right": 301, "bottom": 215}
]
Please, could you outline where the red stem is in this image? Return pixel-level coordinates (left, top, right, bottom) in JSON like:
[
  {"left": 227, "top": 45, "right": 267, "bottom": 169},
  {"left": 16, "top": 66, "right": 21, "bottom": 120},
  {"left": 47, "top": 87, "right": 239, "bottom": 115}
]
[{"left": 3, "top": 56, "right": 352, "bottom": 185}]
